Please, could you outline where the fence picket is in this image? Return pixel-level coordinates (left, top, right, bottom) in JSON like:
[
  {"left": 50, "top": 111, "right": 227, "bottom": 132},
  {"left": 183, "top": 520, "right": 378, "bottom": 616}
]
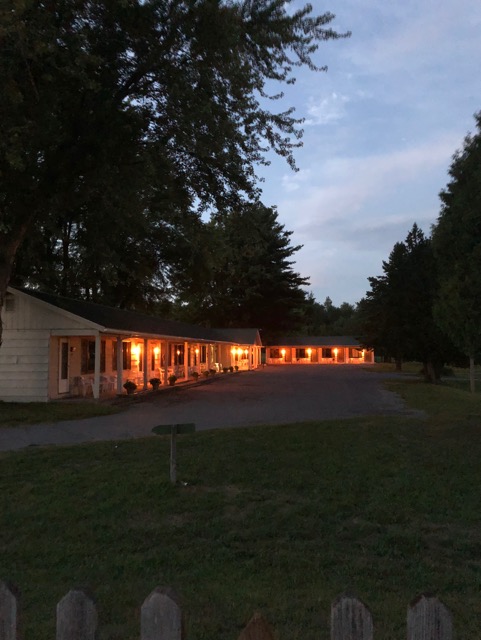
[
  {"left": 237, "top": 613, "right": 276, "bottom": 640},
  {"left": 0, "top": 582, "right": 16, "bottom": 640},
  {"left": 407, "top": 595, "right": 453, "bottom": 640},
  {"left": 56, "top": 590, "right": 97, "bottom": 640},
  {"left": 331, "top": 594, "right": 373, "bottom": 640},
  {"left": 141, "top": 587, "right": 183, "bottom": 640}
]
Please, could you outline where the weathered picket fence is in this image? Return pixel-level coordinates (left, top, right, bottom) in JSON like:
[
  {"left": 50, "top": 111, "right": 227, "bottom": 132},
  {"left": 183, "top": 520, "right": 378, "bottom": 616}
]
[{"left": 0, "top": 581, "right": 453, "bottom": 640}]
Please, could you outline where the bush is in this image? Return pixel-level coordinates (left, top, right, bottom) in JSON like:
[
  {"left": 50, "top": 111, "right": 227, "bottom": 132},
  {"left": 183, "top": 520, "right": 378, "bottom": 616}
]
[
  {"left": 167, "top": 375, "right": 177, "bottom": 386},
  {"left": 203, "top": 370, "right": 210, "bottom": 378}
]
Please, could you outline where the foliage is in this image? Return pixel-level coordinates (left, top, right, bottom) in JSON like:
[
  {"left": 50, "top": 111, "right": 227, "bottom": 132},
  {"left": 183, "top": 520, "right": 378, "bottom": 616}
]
[
  {"left": 1, "top": 0, "right": 349, "bottom": 339},
  {"left": 431, "top": 112, "right": 481, "bottom": 371},
  {"left": 123, "top": 380, "right": 137, "bottom": 392},
  {"left": 172, "top": 202, "right": 310, "bottom": 338},
  {"left": 358, "top": 224, "right": 457, "bottom": 381},
  {"left": 303, "top": 295, "right": 358, "bottom": 335}
]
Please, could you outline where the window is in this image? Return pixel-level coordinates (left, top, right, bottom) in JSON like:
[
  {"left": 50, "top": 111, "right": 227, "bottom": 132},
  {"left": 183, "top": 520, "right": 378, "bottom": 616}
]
[
  {"left": 173, "top": 344, "right": 184, "bottom": 365},
  {"left": 81, "top": 340, "right": 106, "bottom": 374},
  {"left": 200, "top": 345, "right": 207, "bottom": 364},
  {"left": 5, "top": 293, "right": 15, "bottom": 312},
  {"left": 349, "top": 348, "right": 361, "bottom": 358},
  {"left": 296, "top": 348, "right": 307, "bottom": 359},
  {"left": 322, "top": 348, "right": 332, "bottom": 358},
  {"left": 270, "top": 348, "right": 280, "bottom": 358},
  {"left": 123, "top": 342, "right": 131, "bottom": 370},
  {"left": 151, "top": 349, "right": 156, "bottom": 372}
]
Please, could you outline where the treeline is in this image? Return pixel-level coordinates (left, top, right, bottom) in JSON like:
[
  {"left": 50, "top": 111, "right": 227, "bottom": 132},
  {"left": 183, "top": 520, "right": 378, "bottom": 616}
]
[
  {"left": 357, "top": 112, "right": 481, "bottom": 389},
  {"left": 0, "top": 0, "right": 349, "bottom": 347}
]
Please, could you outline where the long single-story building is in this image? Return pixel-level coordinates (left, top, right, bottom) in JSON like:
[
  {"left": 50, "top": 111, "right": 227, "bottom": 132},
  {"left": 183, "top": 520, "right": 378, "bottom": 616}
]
[
  {"left": 265, "top": 336, "right": 373, "bottom": 365},
  {"left": 0, "top": 287, "right": 262, "bottom": 402}
]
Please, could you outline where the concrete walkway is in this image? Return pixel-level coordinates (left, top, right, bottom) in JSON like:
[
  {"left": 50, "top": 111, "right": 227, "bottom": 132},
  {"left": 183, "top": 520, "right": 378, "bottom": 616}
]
[{"left": 0, "top": 366, "right": 422, "bottom": 452}]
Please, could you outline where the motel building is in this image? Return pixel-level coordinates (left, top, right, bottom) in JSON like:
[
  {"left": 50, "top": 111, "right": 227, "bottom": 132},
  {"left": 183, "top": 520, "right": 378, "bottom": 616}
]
[{"left": 265, "top": 336, "right": 374, "bottom": 365}]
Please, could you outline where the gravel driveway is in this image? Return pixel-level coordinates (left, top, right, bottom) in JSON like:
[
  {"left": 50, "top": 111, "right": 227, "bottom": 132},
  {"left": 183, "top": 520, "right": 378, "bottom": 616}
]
[{"left": 0, "top": 366, "right": 422, "bottom": 452}]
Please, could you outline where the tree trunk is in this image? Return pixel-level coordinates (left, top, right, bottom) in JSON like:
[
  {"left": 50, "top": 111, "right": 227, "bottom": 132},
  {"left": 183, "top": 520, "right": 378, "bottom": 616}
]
[{"left": 469, "top": 355, "right": 475, "bottom": 393}]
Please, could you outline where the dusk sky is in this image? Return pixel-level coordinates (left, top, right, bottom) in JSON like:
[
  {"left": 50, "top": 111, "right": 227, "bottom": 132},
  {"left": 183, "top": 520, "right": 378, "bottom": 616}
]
[{"left": 258, "top": 0, "right": 481, "bottom": 306}]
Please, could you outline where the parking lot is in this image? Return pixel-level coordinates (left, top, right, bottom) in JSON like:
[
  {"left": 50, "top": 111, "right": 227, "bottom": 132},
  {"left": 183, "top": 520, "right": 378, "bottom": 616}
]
[{"left": 0, "top": 365, "right": 421, "bottom": 451}]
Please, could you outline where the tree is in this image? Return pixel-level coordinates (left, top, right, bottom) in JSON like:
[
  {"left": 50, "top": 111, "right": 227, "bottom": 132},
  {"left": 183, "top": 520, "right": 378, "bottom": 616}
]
[
  {"left": 303, "top": 295, "right": 357, "bottom": 335},
  {"left": 0, "top": 0, "right": 349, "bottom": 344},
  {"left": 431, "top": 112, "right": 481, "bottom": 392},
  {"left": 359, "top": 224, "right": 456, "bottom": 381},
  {"left": 171, "top": 202, "right": 310, "bottom": 339}
]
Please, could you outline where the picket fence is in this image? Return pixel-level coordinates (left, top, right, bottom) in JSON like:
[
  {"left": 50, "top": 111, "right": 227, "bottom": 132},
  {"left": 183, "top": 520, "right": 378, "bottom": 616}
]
[{"left": 0, "top": 581, "right": 453, "bottom": 640}]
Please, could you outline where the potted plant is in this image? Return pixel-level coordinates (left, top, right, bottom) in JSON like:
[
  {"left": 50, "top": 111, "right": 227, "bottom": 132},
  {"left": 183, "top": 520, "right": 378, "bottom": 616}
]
[
  {"left": 192, "top": 371, "right": 200, "bottom": 380},
  {"left": 203, "top": 370, "right": 210, "bottom": 378},
  {"left": 168, "top": 374, "right": 177, "bottom": 386},
  {"left": 229, "top": 366, "right": 234, "bottom": 373},
  {"left": 222, "top": 367, "right": 229, "bottom": 373},
  {"left": 234, "top": 365, "right": 239, "bottom": 372},
  {"left": 209, "top": 368, "right": 217, "bottom": 375},
  {"left": 149, "top": 377, "right": 161, "bottom": 390},
  {"left": 123, "top": 380, "right": 137, "bottom": 395}
]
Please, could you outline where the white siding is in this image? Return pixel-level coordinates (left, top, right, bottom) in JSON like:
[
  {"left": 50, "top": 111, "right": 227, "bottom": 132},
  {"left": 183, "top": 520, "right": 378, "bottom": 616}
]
[
  {"left": 3, "top": 293, "right": 88, "bottom": 331},
  {"left": 0, "top": 330, "right": 50, "bottom": 402}
]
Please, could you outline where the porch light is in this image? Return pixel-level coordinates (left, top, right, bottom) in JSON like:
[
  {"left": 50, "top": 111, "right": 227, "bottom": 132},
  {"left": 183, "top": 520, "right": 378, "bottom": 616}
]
[
  {"left": 176, "top": 349, "right": 181, "bottom": 356},
  {"left": 153, "top": 346, "right": 160, "bottom": 356},
  {"left": 281, "top": 348, "right": 286, "bottom": 357},
  {"left": 333, "top": 348, "right": 338, "bottom": 355},
  {"left": 237, "top": 348, "right": 243, "bottom": 356},
  {"left": 307, "top": 348, "right": 312, "bottom": 357},
  {"left": 133, "top": 344, "right": 141, "bottom": 358},
  {"left": 195, "top": 348, "right": 199, "bottom": 354},
  {"left": 231, "top": 347, "right": 236, "bottom": 355}
]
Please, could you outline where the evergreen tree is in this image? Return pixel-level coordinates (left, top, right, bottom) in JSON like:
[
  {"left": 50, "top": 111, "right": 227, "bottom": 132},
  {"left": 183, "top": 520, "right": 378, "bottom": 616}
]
[
  {"left": 172, "top": 202, "right": 309, "bottom": 338},
  {"left": 431, "top": 112, "right": 481, "bottom": 392},
  {"left": 359, "top": 224, "right": 456, "bottom": 381}
]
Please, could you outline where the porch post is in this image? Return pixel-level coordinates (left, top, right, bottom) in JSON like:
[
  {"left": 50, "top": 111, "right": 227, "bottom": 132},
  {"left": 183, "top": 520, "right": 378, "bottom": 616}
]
[
  {"left": 162, "top": 341, "right": 169, "bottom": 385},
  {"left": 207, "top": 343, "right": 212, "bottom": 370},
  {"left": 93, "top": 334, "right": 101, "bottom": 399},
  {"left": 184, "top": 341, "right": 189, "bottom": 379},
  {"left": 116, "top": 337, "right": 123, "bottom": 394},
  {"left": 248, "top": 346, "right": 253, "bottom": 370},
  {"left": 143, "top": 338, "right": 148, "bottom": 389}
]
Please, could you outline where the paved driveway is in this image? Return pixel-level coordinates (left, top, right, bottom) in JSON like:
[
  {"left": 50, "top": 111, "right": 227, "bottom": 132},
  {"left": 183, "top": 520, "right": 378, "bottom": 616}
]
[{"left": 0, "top": 366, "right": 421, "bottom": 452}]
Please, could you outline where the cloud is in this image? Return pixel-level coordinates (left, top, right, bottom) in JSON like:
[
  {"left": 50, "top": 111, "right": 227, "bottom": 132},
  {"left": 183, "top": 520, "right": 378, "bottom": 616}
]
[
  {"left": 281, "top": 168, "right": 312, "bottom": 193},
  {"left": 304, "top": 92, "right": 350, "bottom": 126}
]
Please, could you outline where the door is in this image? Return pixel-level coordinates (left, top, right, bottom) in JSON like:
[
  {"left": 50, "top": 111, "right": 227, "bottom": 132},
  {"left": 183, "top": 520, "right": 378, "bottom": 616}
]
[{"left": 58, "top": 339, "right": 69, "bottom": 394}]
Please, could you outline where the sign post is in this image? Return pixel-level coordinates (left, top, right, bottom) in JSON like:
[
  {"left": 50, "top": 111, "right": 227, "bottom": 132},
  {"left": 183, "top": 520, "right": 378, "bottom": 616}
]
[{"left": 151, "top": 423, "right": 196, "bottom": 484}]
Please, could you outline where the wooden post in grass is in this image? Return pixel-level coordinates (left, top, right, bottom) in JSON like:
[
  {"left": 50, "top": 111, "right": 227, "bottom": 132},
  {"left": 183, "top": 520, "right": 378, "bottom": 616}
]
[
  {"left": 407, "top": 595, "right": 453, "bottom": 640},
  {"left": 56, "top": 590, "right": 97, "bottom": 640},
  {"left": 151, "top": 424, "right": 196, "bottom": 484},
  {"left": 238, "top": 613, "right": 276, "bottom": 640},
  {"left": 141, "top": 588, "right": 183, "bottom": 640},
  {"left": 0, "top": 582, "right": 16, "bottom": 640},
  {"left": 331, "top": 594, "right": 373, "bottom": 640}
]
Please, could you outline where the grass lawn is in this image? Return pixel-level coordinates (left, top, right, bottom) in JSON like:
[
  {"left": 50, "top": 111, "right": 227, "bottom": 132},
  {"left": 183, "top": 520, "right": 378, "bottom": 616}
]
[
  {"left": 0, "top": 401, "right": 120, "bottom": 426},
  {"left": 2, "top": 381, "right": 481, "bottom": 639}
]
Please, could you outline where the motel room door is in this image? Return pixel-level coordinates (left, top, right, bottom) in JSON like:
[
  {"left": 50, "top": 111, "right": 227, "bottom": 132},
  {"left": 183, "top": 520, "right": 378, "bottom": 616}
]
[{"left": 58, "top": 339, "right": 69, "bottom": 394}]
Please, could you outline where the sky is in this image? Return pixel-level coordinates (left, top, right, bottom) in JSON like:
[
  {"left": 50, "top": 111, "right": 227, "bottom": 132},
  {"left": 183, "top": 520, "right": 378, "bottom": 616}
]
[{"left": 258, "top": 0, "right": 481, "bottom": 306}]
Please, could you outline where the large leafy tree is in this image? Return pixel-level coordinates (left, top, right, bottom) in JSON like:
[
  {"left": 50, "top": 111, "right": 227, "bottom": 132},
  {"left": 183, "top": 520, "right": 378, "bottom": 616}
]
[
  {"left": 1, "top": 0, "right": 348, "bottom": 343},
  {"left": 172, "top": 202, "right": 310, "bottom": 338},
  {"left": 359, "top": 224, "right": 456, "bottom": 381},
  {"left": 431, "top": 112, "right": 481, "bottom": 392}
]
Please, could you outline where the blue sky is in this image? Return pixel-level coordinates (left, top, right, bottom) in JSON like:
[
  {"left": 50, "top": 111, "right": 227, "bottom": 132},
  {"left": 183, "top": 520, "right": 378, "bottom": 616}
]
[{"left": 258, "top": 0, "right": 481, "bottom": 305}]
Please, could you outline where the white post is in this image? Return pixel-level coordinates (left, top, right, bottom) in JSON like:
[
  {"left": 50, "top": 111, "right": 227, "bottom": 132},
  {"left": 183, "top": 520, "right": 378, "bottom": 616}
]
[
  {"left": 93, "top": 334, "right": 101, "bottom": 399},
  {"left": 184, "top": 341, "right": 189, "bottom": 379},
  {"left": 163, "top": 342, "right": 169, "bottom": 385},
  {"left": 143, "top": 338, "right": 148, "bottom": 389},
  {"left": 116, "top": 337, "right": 123, "bottom": 394}
]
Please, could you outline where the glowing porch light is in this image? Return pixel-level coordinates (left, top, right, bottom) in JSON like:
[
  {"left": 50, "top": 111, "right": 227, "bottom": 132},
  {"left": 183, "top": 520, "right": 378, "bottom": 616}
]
[
  {"left": 195, "top": 348, "right": 199, "bottom": 354},
  {"left": 153, "top": 346, "right": 160, "bottom": 356},
  {"left": 132, "top": 344, "right": 141, "bottom": 358},
  {"left": 333, "top": 348, "right": 338, "bottom": 357},
  {"left": 231, "top": 347, "right": 236, "bottom": 355},
  {"left": 176, "top": 349, "right": 181, "bottom": 356},
  {"left": 237, "top": 348, "right": 243, "bottom": 356},
  {"left": 307, "top": 348, "right": 312, "bottom": 358},
  {"left": 281, "top": 348, "right": 286, "bottom": 358}
]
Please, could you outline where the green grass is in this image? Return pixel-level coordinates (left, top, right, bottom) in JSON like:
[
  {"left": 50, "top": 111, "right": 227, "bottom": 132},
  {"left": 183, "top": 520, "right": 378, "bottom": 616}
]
[
  {"left": 0, "top": 401, "right": 120, "bottom": 426},
  {"left": 2, "top": 381, "right": 481, "bottom": 639}
]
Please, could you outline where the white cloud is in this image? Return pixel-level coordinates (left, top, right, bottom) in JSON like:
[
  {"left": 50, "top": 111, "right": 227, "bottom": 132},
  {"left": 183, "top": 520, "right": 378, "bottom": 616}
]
[{"left": 304, "top": 92, "right": 350, "bottom": 126}]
